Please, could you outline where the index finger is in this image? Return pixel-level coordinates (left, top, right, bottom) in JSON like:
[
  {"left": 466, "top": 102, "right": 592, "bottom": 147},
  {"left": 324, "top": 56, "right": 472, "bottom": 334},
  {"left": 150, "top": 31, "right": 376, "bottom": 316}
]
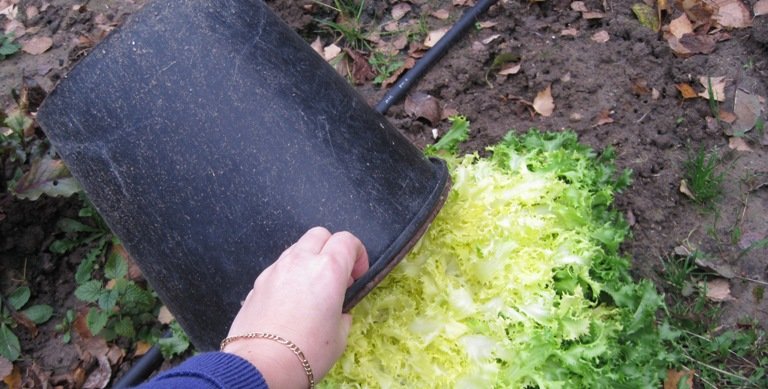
[{"left": 320, "top": 231, "right": 369, "bottom": 280}]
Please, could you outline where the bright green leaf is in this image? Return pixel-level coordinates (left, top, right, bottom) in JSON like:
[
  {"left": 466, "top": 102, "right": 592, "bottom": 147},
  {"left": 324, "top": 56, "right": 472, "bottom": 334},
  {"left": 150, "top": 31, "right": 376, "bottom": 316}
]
[
  {"left": 113, "top": 317, "right": 135, "bottom": 338},
  {"left": 425, "top": 115, "right": 470, "bottom": 155},
  {"left": 105, "top": 252, "right": 128, "bottom": 280},
  {"left": 21, "top": 305, "right": 53, "bottom": 324},
  {"left": 56, "top": 218, "right": 97, "bottom": 234},
  {"left": 49, "top": 239, "right": 78, "bottom": 254},
  {"left": 98, "top": 289, "right": 119, "bottom": 311}
]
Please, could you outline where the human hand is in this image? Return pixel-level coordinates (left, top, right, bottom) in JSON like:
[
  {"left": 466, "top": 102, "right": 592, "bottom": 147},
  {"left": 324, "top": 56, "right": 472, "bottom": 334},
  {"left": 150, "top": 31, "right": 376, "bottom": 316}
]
[{"left": 222, "top": 227, "right": 369, "bottom": 388}]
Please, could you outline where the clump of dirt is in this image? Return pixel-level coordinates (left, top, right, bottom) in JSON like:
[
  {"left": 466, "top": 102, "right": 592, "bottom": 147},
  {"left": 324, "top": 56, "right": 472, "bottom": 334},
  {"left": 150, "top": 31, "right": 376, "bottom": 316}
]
[{"left": 1, "top": 0, "right": 767, "bottom": 386}]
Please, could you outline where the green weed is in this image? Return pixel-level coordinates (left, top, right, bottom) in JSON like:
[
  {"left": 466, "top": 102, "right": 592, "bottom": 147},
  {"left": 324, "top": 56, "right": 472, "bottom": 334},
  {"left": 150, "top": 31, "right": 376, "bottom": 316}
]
[
  {"left": 0, "top": 33, "right": 20, "bottom": 60},
  {"left": 369, "top": 52, "right": 403, "bottom": 85},
  {"left": 706, "top": 76, "right": 720, "bottom": 120},
  {"left": 314, "top": 0, "right": 370, "bottom": 51},
  {"left": 683, "top": 146, "right": 724, "bottom": 209},
  {"left": 0, "top": 285, "right": 54, "bottom": 361}
]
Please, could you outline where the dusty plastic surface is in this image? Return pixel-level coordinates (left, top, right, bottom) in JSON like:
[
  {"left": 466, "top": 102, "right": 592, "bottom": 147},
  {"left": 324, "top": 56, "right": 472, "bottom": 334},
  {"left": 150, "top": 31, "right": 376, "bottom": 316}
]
[{"left": 37, "top": 0, "right": 449, "bottom": 351}]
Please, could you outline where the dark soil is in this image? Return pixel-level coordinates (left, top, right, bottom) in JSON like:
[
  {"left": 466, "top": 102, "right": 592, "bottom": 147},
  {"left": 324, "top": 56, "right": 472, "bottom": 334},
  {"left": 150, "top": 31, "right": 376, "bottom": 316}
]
[{"left": 1, "top": 0, "right": 767, "bottom": 386}]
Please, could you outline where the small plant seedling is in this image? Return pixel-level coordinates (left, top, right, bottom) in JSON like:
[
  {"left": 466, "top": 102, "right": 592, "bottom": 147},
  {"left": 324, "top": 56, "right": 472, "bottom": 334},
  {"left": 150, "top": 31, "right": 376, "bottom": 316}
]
[
  {"left": 314, "top": 0, "right": 370, "bottom": 51},
  {"left": 706, "top": 76, "right": 720, "bottom": 120},
  {"left": 0, "top": 33, "right": 21, "bottom": 60},
  {"left": 369, "top": 52, "right": 403, "bottom": 85},
  {"left": 0, "top": 286, "right": 54, "bottom": 361},
  {"left": 683, "top": 146, "right": 724, "bottom": 209}
]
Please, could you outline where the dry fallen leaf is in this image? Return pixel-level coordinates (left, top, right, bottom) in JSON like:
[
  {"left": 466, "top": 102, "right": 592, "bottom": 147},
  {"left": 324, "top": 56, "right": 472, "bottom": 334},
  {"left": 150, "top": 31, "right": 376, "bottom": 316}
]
[
  {"left": 381, "top": 56, "right": 415, "bottom": 88},
  {"left": 2, "top": 366, "right": 21, "bottom": 389},
  {"left": 82, "top": 355, "right": 111, "bottom": 389},
  {"left": 21, "top": 36, "right": 53, "bottom": 55},
  {"left": 668, "top": 33, "right": 716, "bottom": 56},
  {"left": 664, "top": 369, "right": 694, "bottom": 389},
  {"left": 431, "top": 9, "right": 450, "bottom": 20},
  {"left": 310, "top": 37, "right": 323, "bottom": 56},
  {"left": 533, "top": 85, "right": 555, "bottom": 117},
  {"left": 676, "top": 83, "right": 698, "bottom": 99},
  {"left": 134, "top": 341, "right": 152, "bottom": 357},
  {"left": 391, "top": 3, "right": 411, "bottom": 20},
  {"left": 560, "top": 28, "right": 579, "bottom": 37},
  {"left": 404, "top": 92, "right": 442, "bottom": 125},
  {"left": 482, "top": 34, "right": 501, "bottom": 44},
  {"left": 323, "top": 44, "right": 342, "bottom": 61},
  {"left": 631, "top": 78, "right": 651, "bottom": 96},
  {"left": 668, "top": 13, "right": 693, "bottom": 38},
  {"left": 756, "top": 0, "right": 768, "bottom": 15},
  {"left": 718, "top": 110, "right": 737, "bottom": 123},
  {"left": 498, "top": 63, "right": 521, "bottom": 76},
  {"left": 728, "top": 136, "right": 752, "bottom": 151},
  {"left": 679, "top": 179, "right": 696, "bottom": 200},
  {"left": 733, "top": 89, "right": 763, "bottom": 133},
  {"left": 571, "top": 1, "right": 589, "bottom": 12},
  {"left": 477, "top": 21, "right": 498, "bottom": 29},
  {"left": 157, "top": 306, "right": 175, "bottom": 324},
  {"left": 705, "top": 278, "right": 735, "bottom": 302},
  {"left": 711, "top": 0, "right": 752, "bottom": 28},
  {"left": 698, "top": 76, "right": 726, "bottom": 102},
  {"left": 0, "top": 356, "right": 12, "bottom": 379},
  {"left": 591, "top": 30, "right": 610, "bottom": 43},
  {"left": 583, "top": 11, "right": 605, "bottom": 19},
  {"left": 593, "top": 109, "right": 614, "bottom": 127},
  {"left": 424, "top": 27, "right": 449, "bottom": 48}
]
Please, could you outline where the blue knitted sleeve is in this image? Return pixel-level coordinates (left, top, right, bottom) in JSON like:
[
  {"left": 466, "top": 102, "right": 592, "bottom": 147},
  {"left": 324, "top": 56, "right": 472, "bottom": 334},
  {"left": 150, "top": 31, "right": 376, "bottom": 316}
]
[{"left": 134, "top": 352, "right": 268, "bottom": 389}]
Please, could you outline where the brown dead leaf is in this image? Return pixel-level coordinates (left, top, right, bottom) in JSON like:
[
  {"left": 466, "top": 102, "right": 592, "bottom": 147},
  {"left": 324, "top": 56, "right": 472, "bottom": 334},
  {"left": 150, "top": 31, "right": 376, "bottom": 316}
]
[
  {"left": 157, "top": 305, "right": 175, "bottom": 325},
  {"left": 133, "top": 341, "right": 152, "bottom": 357},
  {"left": 698, "top": 76, "right": 726, "bottom": 102},
  {"left": 704, "top": 278, "right": 735, "bottom": 302},
  {"left": 728, "top": 136, "right": 752, "bottom": 151},
  {"left": 679, "top": 179, "right": 696, "bottom": 200},
  {"left": 106, "top": 345, "right": 124, "bottom": 366},
  {"left": 73, "top": 309, "right": 94, "bottom": 339},
  {"left": 424, "top": 27, "right": 449, "bottom": 47},
  {"left": 677, "top": 0, "right": 715, "bottom": 26},
  {"left": 676, "top": 83, "right": 698, "bottom": 99},
  {"left": 733, "top": 89, "right": 763, "bottom": 133},
  {"left": 533, "top": 85, "right": 555, "bottom": 117},
  {"left": 431, "top": 9, "right": 450, "bottom": 20},
  {"left": 669, "top": 13, "right": 693, "bottom": 38},
  {"left": 560, "top": 28, "right": 579, "bottom": 37},
  {"left": 718, "top": 110, "right": 736, "bottom": 123},
  {"left": 391, "top": 3, "right": 411, "bottom": 20},
  {"left": 343, "top": 48, "right": 374, "bottom": 85},
  {"left": 756, "top": 0, "right": 768, "bottom": 15},
  {"left": 631, "top": 78, "right": 651, "bottom": 96},
  {"left": 668, "top": 33, "right": 716, "bottom": 56},
  {"left": 405, "top": 92, "right": 442, "bottom": 125},
  {"left": 4, "top": 19, "right": 26, "bottom": 38},
  {"left": 21, "top": 36, "right": 52, "bottom": 55},
  {"left": 2, "top": 366, "right": 21, "bottom": 389},
  {"left": 591, "top": 30, "right": 610, "bottom": 43},
  {"left": 593, "top": 109, "right": 615, "bottom": 127},
  {"left": 712, "top": 0, "right": 752, "bottom": 28},
  {"left": 664, "top": 369, "right": 694, "bottom": 389}
]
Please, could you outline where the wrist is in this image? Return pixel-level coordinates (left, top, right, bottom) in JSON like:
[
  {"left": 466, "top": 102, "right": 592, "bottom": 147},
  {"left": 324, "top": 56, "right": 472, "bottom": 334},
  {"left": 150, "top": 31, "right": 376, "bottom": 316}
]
[{"left": 223, "top": 337, "right": 311, "bottom": 389}]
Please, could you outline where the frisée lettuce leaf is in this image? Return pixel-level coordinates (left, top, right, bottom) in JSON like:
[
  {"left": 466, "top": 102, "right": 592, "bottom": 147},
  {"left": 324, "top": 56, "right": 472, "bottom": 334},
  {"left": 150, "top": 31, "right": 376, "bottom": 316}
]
[{"left": 321, "top": 130, "right": 671, "bottom": 388}]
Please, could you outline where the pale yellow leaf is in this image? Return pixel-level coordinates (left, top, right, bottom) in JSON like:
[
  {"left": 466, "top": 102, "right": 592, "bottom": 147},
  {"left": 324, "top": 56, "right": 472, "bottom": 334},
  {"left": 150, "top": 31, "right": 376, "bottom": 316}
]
[
  {"left": 482, "top": 34, "right": 501, "bottom": 44},
  {"left": 698, "top": 76, "right": 726, "bottom": 102},
  {"left": 533, "top": 85, "right": 555, "bottom": 117},
  {"left": 679, "top": 179, "right": 696, "bottom": 200},
  {"left": 669, "top": 14, "right": 693, "bottom": 39},
  {"left": 477, "top": 21, "right": 498, "bottom": 29},
  {"left": 424, "top": 27, "right": 449, "bottom": 48},
  {"left": 591, "top": 30, "right": 610, "bottom": 43},
  {"left": 582, "top": 11, "right": 605, "bottom": 19},
  {"left": 561, "top": 28, "right": 579, "bottom": 37}
]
